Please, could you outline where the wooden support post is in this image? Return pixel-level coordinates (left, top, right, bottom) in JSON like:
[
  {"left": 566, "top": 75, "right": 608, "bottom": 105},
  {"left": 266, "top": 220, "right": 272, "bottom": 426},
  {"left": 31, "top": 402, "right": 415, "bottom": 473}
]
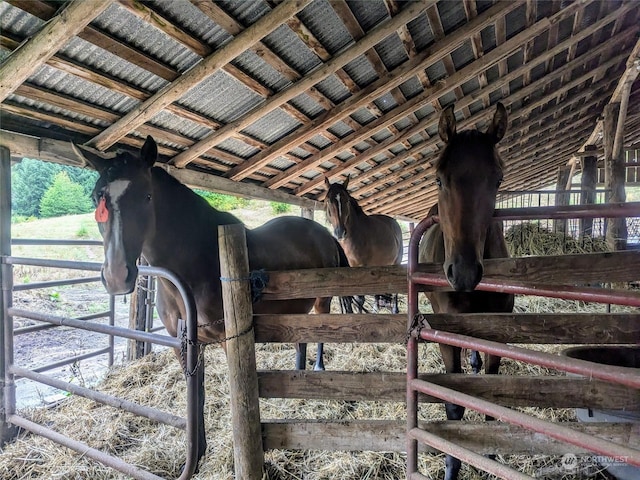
[
  {"left": 554, "top": 166, "right": 571, "bottom": 234},
  {"left": 579, "top": 145, "right": 598, "bottom": 237},
  {"left": 604, "top": 103, "right": 627, "bottom": 250},
  {"left": 218, "top": 224, "right": 263, "bottom": 480},
  {"left": 0, "top": 146, "right": 18, "bottom": 446},
  {"left": 127, "top": 258, "right": 151, "bottom": 360},
  {"left": 301, "top": 207, "right": 314, "bottom": 220}
]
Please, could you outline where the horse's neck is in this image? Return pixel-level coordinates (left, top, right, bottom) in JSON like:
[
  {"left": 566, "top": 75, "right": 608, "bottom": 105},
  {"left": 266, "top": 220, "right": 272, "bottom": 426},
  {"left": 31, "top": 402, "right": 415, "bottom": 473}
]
[
  {"left": 142, "top": 169, "right": 238, "bottom": 269},
  {"left": 484, "top": 221, "right": 510, "bottom": 259}
]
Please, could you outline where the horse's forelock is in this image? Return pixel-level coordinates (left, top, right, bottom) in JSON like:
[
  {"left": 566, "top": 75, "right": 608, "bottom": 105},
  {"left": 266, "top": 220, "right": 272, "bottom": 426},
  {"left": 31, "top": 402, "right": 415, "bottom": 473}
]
[{"left": 435, "top": 130, "right": 504, "bottom": 174}]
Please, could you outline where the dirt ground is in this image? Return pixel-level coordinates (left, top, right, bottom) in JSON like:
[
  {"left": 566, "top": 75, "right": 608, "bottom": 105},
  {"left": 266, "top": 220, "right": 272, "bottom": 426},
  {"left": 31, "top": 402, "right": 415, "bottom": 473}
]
[{"left": 12, "top": 284, "right": 141, "bottom": 409}]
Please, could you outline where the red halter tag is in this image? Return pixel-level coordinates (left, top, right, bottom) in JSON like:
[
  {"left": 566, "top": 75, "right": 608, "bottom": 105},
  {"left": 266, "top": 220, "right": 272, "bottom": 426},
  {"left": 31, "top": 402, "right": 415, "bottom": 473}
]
[{"left": 95, "top": 197, "right": 109, "bottom": 223}]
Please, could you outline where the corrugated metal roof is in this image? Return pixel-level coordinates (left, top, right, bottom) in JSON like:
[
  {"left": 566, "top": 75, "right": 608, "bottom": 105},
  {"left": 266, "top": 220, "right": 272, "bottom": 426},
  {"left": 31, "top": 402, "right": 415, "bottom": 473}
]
[{"left": 0, "top": 0, "right": 637, "bottom": 221}]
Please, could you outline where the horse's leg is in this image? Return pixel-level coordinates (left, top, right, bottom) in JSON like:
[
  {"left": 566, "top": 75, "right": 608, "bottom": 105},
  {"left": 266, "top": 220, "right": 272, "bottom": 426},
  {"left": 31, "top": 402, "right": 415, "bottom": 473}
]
[
  {"left": 470, "top": 350, "right": 483, "bottom": 374},
  {"left": 392, "top": 293, "right": 399, "bottom": 314},
  {"left": 312, "top": 297, "right": 332, "bottom": 371},
  {"left": 439, "top": 344, "right": 464, "bottom": 480},
  {"left": 295, "top": 343, "right": 307, "bottom": 370}
]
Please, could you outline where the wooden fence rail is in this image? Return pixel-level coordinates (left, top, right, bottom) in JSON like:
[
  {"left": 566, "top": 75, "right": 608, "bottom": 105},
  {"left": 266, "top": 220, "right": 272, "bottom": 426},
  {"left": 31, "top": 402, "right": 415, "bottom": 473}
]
[{"left": 219, "top": 228, "right": 640, "bottom": 476}]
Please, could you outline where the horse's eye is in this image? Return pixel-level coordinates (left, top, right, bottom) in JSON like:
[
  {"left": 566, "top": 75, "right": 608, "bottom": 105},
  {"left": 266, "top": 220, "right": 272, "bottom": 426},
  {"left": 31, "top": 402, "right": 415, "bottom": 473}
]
[{"left": 435, "top": 177, "right": 442, "bottom": 188}]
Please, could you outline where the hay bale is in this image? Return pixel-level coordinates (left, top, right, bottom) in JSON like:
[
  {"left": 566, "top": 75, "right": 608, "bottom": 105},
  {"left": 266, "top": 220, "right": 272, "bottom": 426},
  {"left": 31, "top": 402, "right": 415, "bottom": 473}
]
[
  {"left": 505, "top": 222, "right": 610, "bottom": 257},
  {"left": 0, "top": 296, "right": 621, "bottom": 479}
]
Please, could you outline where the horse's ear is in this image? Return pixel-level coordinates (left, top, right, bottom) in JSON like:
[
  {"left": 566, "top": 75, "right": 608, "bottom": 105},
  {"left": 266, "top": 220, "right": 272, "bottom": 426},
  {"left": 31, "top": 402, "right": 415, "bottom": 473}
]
[
  {"left": 343, "top": 174, "right": 350, "bottom": 190},
  {"left": 438, "top": 105, "right": 456, "bottom": 143},
  {"left": 324, "top": 176, "right": 331, "bottom": 190},
  {"left": 71, "top": 143, "right": 113, "bottom": 173},
  {"left": 487, "top": 102, "right": 508, "bottom": 143},
  {"left": 140, "top": 136, "right": 157, "bottom": 167}
]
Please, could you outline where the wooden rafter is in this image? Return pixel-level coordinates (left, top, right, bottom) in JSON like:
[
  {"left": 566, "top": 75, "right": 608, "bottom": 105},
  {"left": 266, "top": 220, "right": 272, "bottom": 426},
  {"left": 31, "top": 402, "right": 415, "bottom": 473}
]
[
  {"left": 0, "top": 0, "right": 113, "bottom": 102},
  {"left": 170, "top": 1, "right": 433, "bottom": 169}
]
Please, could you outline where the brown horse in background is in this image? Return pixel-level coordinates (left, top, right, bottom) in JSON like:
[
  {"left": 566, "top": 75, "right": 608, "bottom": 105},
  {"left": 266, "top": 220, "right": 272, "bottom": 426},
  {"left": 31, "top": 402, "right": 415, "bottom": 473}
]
[
  {"left": 324, "top": 176, "right": 403, "bottom": 312},
  {"left": 79, "top": 136, "right": 351, "bottom": 469},
  {"left": 419, "top": 103, "right": 514, "bottom": 480}
]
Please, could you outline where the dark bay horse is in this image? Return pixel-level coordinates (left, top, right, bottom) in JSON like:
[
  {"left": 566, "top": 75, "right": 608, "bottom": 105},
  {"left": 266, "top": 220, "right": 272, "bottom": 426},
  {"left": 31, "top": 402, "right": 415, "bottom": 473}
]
[
  {"left": 78, "top": 136, "right": 351, "bottom": 466},
  {"left": 324, "top": 176, "right": 403, "bottom": 312},
  {"left": 418, "top": 103, "right": 515, "bottom": 480}
]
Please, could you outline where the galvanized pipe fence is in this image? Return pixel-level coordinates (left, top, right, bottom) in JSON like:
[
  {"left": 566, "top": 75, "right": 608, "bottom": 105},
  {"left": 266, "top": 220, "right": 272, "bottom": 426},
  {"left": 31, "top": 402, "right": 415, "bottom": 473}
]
[
  {"left": 406, "top": 202, "right": 640, "bottom": 479},
  {"left": 1, "top": 249, "right": 203, "bottom": 480}
]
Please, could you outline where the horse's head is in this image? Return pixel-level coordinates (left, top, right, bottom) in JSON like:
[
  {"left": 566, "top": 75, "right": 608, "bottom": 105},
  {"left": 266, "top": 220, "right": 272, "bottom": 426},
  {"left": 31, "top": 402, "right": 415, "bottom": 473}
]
[
  {"left": 77, "top": 136, "right": 158, "bottom": 295},
  {"left": 435, "top": 103, "right": 507, "bottom": 292},
  {"left": 324, "top": 176, "right": 352, "bottom": 240}
]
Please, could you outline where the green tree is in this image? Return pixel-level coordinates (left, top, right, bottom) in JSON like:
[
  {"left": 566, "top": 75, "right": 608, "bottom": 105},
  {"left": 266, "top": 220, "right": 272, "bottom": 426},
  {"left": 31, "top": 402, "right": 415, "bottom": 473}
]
[
  {"left": 11, "top": 158, "right": 58, "bottom": 217},
  {"left": 12, "top": 159, "right": 98, "bottom": 218},
  {"left": 39, "top": 172, "right": 93, "bottom": 218},
  {"left": 63, "top": 165, "right": 98, "bottom": 197}
]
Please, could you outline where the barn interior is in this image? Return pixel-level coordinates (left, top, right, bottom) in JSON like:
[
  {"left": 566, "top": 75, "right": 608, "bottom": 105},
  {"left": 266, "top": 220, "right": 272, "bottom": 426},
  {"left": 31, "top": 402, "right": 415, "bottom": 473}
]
[
  {"left": 1, "top": 0, "right": 639, "bottom": 221},
  {"left": 1, "top": 1, "right": 640, "bottom": 480}
]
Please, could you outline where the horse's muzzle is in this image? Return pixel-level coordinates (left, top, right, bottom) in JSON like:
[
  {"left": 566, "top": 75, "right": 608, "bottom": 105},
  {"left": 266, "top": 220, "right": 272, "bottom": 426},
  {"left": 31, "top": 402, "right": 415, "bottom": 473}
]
[
  {"left": 101, "top": 263, "right": 137, "bottom": 295},
  {"left": 445, "top": 258, "right": 483, "bottom": 292}
]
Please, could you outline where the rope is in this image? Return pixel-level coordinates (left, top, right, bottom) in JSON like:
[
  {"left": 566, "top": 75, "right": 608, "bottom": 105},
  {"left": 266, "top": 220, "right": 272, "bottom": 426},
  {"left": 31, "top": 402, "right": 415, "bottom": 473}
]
[{"left": 220, "top": 268, "right": 269, "bottom": 303}]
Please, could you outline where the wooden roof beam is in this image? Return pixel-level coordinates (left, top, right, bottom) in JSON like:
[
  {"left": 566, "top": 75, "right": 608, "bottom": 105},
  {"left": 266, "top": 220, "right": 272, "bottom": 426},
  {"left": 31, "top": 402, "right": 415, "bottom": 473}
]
[
  {"left": 0, "top": 129, "right": 320, "bottom": 209},
  {"left": 89, "top": 0, "right": 314, "bottom": 151},
  {"left": 345, "top": 37, "right": 630, "bottom": 201},
  {"left": 295, "top": 3, "right": 612, "bottom": 198},
  {"left": 0, "top": 0, "right": 113, "bottom": 102},
  {"left": 222, "top": 1, "right": 518, "bottom": 182},
  {"left": 170, "top": 1, "right": 433, "bottom": 169}
]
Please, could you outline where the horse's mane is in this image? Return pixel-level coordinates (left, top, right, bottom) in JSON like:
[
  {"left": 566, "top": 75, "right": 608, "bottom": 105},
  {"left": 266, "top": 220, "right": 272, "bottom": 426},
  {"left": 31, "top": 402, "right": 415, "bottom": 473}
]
[
  {"left": 151, "top": 166, "right": 242, "bottom": 225},
  {"left": 347, "top": 192, "right": 365, "bottom": 216},
  {"left": 435, "top": 130, "right": 505, "bottom": 172}
]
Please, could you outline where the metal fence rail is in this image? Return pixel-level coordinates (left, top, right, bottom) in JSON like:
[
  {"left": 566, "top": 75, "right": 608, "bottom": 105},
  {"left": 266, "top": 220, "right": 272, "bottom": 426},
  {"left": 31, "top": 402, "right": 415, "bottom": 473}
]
[
  {"left": 406, "top": 202, "right": 640, "bottom": 479},
  {"left": 1, "top": 248, "right": 203, "bottom": 480}
]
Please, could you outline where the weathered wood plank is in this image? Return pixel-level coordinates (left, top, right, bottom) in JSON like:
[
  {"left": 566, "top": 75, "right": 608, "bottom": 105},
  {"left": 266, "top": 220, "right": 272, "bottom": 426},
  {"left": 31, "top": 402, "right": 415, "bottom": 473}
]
[
  {"left": 259, "top": 251, "right": 640, "bottom": 299},
  {"left": 254, "top": 313, "right": 640, "bottom": 345},
  {"left": 257, "top": 372, "right": 640, "bottom": 410},
  {"left": 262, "top": 420, "right": 639, "bottom": 455},
  {"left": 0, "top": 0, "right": 114, "bottom": 102},
  {"left": 219, "top": 224, "right": 264, "bottom": 480}
]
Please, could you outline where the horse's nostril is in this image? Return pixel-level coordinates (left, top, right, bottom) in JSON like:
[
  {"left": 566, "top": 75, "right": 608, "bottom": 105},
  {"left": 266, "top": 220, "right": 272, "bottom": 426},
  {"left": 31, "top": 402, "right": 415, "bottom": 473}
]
[
  {"left": 475, "top": 263, "right": 484, "bottom": 286},
  {"left": 446, "top": 263, "right": 454, "bottom": 282}
]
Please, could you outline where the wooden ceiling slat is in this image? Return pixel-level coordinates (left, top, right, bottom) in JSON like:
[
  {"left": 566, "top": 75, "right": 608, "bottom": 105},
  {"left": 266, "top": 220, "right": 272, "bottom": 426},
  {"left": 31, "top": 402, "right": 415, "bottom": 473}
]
[
  {"left": 349, "top": 21, "right": 637, "bottom": 205},
  {"left": 89, "top": 0, "right": 314, "bottom": 151},
  {"left": 0, "top": 0, "right": 114, "bottom": 102},
  {"left": 223, "top": 1, "right": 518, "bottom": 182},
  {"left": 171, "top": 1, "right": 433, "bottom": 169}
]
